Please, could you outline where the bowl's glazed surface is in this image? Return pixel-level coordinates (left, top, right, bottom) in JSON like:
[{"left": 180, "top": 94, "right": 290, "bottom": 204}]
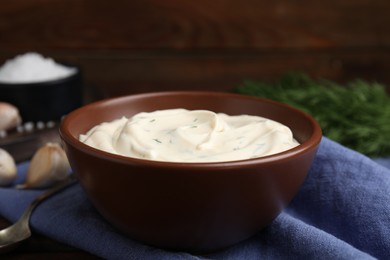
[{"left": 60, "top": 91, "right": 322, "bottom": 253}]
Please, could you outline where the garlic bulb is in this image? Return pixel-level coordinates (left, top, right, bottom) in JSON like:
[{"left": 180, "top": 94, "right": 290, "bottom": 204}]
[
  {"left": 0, "top": 148, "right": 17, "bottom": 186},
  {"left": 0, "top": 102, "right": 22, "bottom": 131},
  {"left": 17, "top": 142, "right": 71, "bottom": 189}
]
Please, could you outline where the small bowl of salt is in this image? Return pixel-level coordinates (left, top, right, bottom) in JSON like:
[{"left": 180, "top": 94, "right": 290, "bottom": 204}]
[{"left": 0, "top": 52, "right": 83, "bottom": 123}]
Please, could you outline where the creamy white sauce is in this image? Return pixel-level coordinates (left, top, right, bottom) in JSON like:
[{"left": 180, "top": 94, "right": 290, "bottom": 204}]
[{"left": 79, "top": 109, "right": 299, "bottom": 163}]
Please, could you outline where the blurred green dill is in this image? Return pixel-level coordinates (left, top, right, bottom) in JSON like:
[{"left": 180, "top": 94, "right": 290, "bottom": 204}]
[{"left": 234, "top": 73, "right": 390, "bottom": 157}]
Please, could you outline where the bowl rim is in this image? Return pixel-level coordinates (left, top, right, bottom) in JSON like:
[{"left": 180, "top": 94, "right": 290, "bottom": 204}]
[{"left": 59, "top": 91, "right": 322, "bottom": 169}]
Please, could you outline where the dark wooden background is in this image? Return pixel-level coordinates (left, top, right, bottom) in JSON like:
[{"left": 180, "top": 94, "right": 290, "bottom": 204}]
[
  {"left": 0, "top": 0, "right": 389, "bottom": 258},
  {"left": 1, "top": 0, "right": 390, "bottom": 102}
]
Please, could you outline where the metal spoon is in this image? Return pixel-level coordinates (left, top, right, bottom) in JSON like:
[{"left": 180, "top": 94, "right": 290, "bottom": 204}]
[{"left": 0, "top": 175, "right": 76, "bottom": 253}]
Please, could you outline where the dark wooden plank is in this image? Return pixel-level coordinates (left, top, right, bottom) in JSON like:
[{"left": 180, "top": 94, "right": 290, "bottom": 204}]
[
  {"left": 0, "top": 0, "right": 389, "bottom": 50},
  {"left": 2, "top": 47, "right": 390, "bottom": 101},
  {"left": 1, "top": 0, "right": 389, "bottom": 100}
]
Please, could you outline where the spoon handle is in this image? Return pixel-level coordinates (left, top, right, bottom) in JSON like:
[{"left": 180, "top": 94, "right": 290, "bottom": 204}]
[{"left": 0, "top": 175, "right": 77, "bottom": 253}]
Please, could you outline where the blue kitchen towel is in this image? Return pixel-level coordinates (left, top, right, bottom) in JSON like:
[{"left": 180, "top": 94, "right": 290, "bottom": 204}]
[{"left": 0, "top": 137, "right": 389, "bottom": 259}]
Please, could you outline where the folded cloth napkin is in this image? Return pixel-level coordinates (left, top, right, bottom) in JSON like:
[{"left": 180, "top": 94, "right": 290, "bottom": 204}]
[{"left": 0, "top": 137, "right": 389, "bottom": 259}]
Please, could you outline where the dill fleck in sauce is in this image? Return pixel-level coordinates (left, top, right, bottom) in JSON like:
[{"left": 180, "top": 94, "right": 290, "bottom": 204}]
[{"left": 79, "top": 109, "right": 299, "bottom": 162}]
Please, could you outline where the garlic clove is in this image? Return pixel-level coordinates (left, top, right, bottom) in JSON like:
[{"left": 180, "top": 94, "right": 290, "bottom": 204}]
[
  {"left": 0, "top": 102, "right": 22, "bottom": 131},
  {"left": 17, "top": 142, "right": 71, "bottom": 189},
  {"left": 0, "top": 148, "right": 17, "bottom": 186}
]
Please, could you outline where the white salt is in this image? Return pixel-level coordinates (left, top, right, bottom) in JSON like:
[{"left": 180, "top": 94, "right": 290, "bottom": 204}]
[{"left": 0, "top": 52, "right": 77, "bottom": 83}]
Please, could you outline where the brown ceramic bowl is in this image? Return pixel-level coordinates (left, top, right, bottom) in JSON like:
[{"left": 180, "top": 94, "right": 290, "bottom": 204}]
[{"left": 59, "top": 91, "right": 322, "bottom": 253}]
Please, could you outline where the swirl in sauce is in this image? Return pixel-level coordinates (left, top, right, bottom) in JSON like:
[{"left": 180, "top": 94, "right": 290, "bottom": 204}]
[{"left": 79, "top": 109, "right": 299, "bottom": 162}]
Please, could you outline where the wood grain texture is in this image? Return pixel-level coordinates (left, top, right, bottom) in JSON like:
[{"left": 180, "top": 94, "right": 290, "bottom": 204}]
[
  {"left": 1, "top": 47, "right": 389, "bottom": 103},
  {"left": 2, "top": 48, "right": 387, "bottom": 100},
  {"left": 1, "top": 0, "right": 389, "bottom": 100},
  {"left": 0, "top": 0, "right": 389, "bottom": 50}
]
